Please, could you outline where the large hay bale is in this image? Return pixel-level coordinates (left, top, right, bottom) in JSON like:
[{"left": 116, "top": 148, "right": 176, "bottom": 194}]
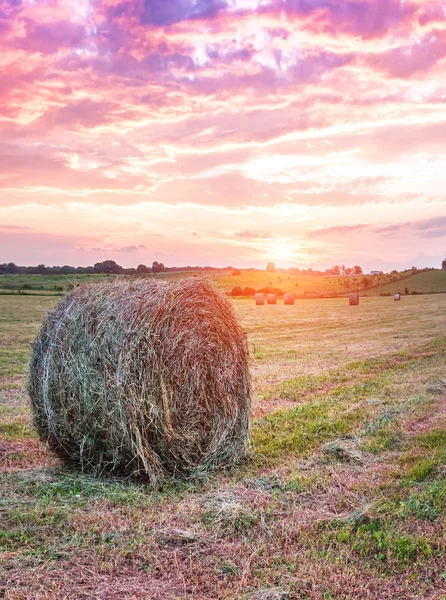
[
  {"left": 255, "top": 293, "right": 265, "bottom": 306},
  {"left": 349, "top": 292, "right": 359, "bottom": 306},
  {"left": 267, "top": 293, "right": 277, "bottom": 305},
  {"left": 283, "top": 293, "right": 295, "bottom": 305},
  {"left": 29, "top": 278, "right": 252, "bottom": 483},
  {"left": 394, "top": 293, "right": 401, "bottom": 301}
]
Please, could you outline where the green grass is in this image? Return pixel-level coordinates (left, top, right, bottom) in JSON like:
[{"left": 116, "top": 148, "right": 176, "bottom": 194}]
[
  {"left": 0, "top": 273, "right": 114, "bottom": 295},
  {"left": 367, "top": 269, "right": 446, "bottom": 296},
  {"left": 330, "top": 519, "right": 438, "bottom": 565}
]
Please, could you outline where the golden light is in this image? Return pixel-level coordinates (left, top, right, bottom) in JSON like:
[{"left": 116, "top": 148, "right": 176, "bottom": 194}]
[{"left": 271, "top": 240, "right": 294, "bottom": 262}]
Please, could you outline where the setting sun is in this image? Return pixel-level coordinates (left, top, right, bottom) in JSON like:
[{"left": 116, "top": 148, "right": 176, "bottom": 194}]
[{"left": 271, "top": 241, "right": 295, "bottom": 263}]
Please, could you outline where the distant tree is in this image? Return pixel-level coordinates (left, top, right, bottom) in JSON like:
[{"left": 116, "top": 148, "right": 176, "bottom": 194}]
[
  {"left": 136, "top": 264, "right": 150, "bottom": 274},
  {"left": 94, "top": 260, "right": 122, "bottom": 274},
  {"left": 352, "top": 265, "right": 363, "bottom": 275},
  {"left": 361, "top": 276, "right": 371, "bottom": 289},
  {"left": 331, "top": 265, "right": 340, "bottom": 275},
  {"left": 405, "top": 287, "right": 409, "bottom": 295},
  {"left": 60, "top": 265, "right": 76, "bottom": 274},
  {"left": 152, "top": 261, "right": 165, "bottom": 273},
  {"left": 232, "top": 269, "right": 241, "bottom": 276},
  {"left": 391, "top": 269, "right": 398, "bottom": 275},
  {"left": 266, "top": 262, "right": 276, "bottom": 272},
  {"left": 4, "top": 262, "right": 18, "bottom": 274},
  {"left": 442, "top": 259, "right": 446, "bottom": 270},
  {"left": 36, "top": 264, "right": 47, "bottom": 274},
  {"left": 344, "top": 267, "right": 352, "bottom": 275},
  {"left": 243, "top": 287, "right": 256, "bottom": 296},
  {"left": 231, "top": 286, "right": 243, "bottom": 296}
]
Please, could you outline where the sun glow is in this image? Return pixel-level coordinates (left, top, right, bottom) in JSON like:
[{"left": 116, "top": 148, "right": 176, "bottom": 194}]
[{"left": 271, "top": 240, "right": 295, "bottom": 262}]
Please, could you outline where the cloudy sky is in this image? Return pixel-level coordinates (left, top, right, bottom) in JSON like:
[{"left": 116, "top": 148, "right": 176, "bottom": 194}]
[{"left": 1, "top": 0, "right": 446, "bottom": 270}]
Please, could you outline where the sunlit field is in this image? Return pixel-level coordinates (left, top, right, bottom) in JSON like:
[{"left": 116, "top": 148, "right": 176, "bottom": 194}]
[
  {"left": 3, "top": 268, "right": 446, "bottom": 299},
  {"left": 1, "top": 294, "right": 445, "bottom": 599}
]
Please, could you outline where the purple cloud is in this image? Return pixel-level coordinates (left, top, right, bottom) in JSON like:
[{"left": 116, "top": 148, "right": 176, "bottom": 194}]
[
  {"left": 259, "top": 0, "right": 416, "bottom": 38},
  {"left": 140, "top": 0, "right": 229, "bottom": 26},
  {"left": 19, "top": 20, "right": 86, "bottom": 54}
]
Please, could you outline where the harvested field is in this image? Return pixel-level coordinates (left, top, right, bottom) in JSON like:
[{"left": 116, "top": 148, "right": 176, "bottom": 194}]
[{"left": 1, "top": 294, "right": 445, "bottom": 600}]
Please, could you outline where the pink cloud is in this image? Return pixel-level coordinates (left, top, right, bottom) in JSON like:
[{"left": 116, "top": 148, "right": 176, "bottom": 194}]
[{"left": 0, "top": 0, "right": 445, "bottom": 268}]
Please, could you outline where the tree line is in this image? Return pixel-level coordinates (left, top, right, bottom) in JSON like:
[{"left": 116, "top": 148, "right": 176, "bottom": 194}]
[{"left": 0, "top": 260, "right": 222, "bottom": 276}]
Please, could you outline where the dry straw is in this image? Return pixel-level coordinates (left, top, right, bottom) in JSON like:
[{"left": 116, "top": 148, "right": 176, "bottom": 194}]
[
  {"left": 349, "top": 292, "right": 359, "bottom": 306},
  {"left": 283, "top": 293, "right": 295, "bottom": 305},
  {"left": 29, "top": 278, "right": 252, "bottom": 483},
  {"left": 255, "top": 292, "right": 265, "bottom": 305}
]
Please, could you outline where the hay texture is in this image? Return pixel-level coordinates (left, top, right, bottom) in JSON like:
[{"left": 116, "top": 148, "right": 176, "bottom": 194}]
[
  {"left": 349, "top": 292, "right": 359, "bottom": 306},
  {"left": 255, "top": 293, "right": 265, "bottom": 306},
  {"left": 283, "top": 293, "right": 295, "bottom": 305},
  {"left": 267, "top": 293, "right": 277, "bottom": 305},
  {"left": 29, "top": 278, "right": 252, "bottom": 483}
]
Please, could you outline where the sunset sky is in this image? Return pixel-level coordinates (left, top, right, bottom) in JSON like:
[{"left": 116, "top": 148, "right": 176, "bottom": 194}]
[{"left": 1, "top": 0, "right": 446, "bottom": 270}]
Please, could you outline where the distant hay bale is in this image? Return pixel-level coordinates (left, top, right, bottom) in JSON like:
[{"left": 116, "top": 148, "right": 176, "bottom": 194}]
[
  {"left": 394, "top": 293, "right": 401, "bottom": 301},
  {"left": 28, "top": 278, "right": 252, "bottom": 483},
  {"left": 255, "top": 292, "right": 265, "bottom": 306},
  {"left": 283, "top": 293, "right": 295, "bottom": 305},
  {"left": 349, "top": 292, "right": 359, "bottom": 306},
  {"left": 267, "top": 293, "right": 277, "bottom": 305}
]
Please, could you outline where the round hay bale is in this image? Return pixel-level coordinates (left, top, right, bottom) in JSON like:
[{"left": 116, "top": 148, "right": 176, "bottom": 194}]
[
  {"left": 394, "top": 293, "right": 401, "bottom": 301},
  {"left": 349, "top": 292, "right": 359, "bottom": 306},
  {"left": 255, "top": 292, "right": 265, "bottom": 306},
  {"left": 267, "top": 293, "right": 277, "bottom": 305},
  {"left": 28, "top": 278, "right": 252, "bottom": 483},
  {"left": 283, "top": 293, "right": 295, "bottom": 305}
]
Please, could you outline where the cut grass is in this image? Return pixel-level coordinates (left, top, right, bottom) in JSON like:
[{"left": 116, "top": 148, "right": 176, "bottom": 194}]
[{"left": 1, "top": 294, "right": 445, "bottom": 600}]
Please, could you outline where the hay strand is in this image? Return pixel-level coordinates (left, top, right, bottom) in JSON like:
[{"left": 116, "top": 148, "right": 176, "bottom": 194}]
[{"left": 28, "top": 278, "right": 252, "bottom": 483}]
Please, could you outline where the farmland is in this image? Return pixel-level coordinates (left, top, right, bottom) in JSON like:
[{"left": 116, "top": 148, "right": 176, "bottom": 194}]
[
  {"left": 1, "top": 294, "right": 446, "bottom": 599},
  {"left": 2, "top": 268, "right": 446, "bottom": 299}
]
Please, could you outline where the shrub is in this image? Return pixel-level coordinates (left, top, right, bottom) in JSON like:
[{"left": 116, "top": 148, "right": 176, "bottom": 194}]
[{"left": 231, "top": 286, "right": 243, "bottom": 296}]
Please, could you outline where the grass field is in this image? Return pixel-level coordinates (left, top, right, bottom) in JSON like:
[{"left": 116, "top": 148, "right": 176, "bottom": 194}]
[
  {"left": 1, "top": 294, "right": 445, "bottom": 599},
  {"left": 367, "top": 270, "right": 446, "bottom": 296},
  {"left": 3, "top": 268, "right": 445, "bottom": 300}
]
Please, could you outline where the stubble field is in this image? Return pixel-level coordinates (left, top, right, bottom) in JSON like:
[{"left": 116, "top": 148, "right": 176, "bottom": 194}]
[{"left": 1, "top": 293, "right": 445, "bottom": 599}]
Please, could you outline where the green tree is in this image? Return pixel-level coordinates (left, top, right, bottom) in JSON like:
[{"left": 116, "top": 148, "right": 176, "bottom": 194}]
[
  {"left": 152, "top": 261, "right": 165, "bottom": 273},
  {"left": 94, "top": 260, "right": 122, "bottom": 274},
  {"left": 136, "top": 264, "right": 150, "bottom": 274}
]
